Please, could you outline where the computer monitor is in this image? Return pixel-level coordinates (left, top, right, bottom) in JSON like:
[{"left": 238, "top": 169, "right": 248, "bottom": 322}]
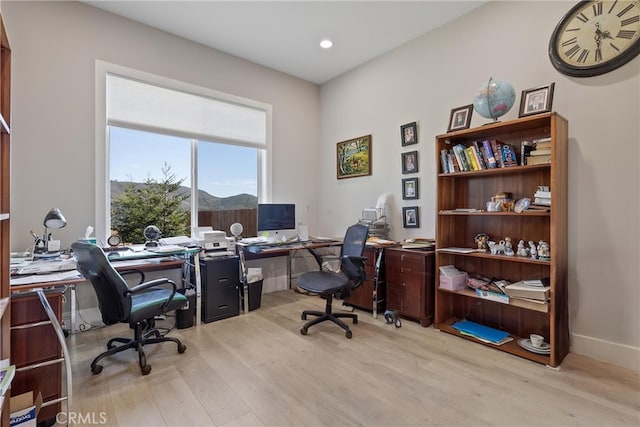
[{"left": 257, "top": 203, "right": 296, "bottom": 241}]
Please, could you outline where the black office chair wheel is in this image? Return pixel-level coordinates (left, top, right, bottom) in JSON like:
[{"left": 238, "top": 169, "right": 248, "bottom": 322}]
[
  {"left": 178, "top": 344, "right": 187, "bottom": 353},
  {"left": 353, "top": 318, "right": 358, "bottom": 324},
  {"left": 91, "top": 364, "right": 103, "bottom": 375},
  {"left": 140, "top": 364, "right": 151, "bottom": 375},
  {"left": 345, "top": 330, "right": 352, "bottom": 339},
  {"left": 301, "top": 313, "right": 307, "bottom": 320},
  {"left": 300, "top": 327, "right": 308, "bottom": 335}
]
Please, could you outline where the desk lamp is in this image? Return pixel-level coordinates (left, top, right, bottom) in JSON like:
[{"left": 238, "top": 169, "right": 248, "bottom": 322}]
[{"left": 33, "top": 208, "right": 67, "bottom": 258}]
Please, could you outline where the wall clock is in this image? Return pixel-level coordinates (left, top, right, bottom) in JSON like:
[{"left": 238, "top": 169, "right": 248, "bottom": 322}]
[{"left": 549, "top": 0, "right": 640, "bottom": 77}]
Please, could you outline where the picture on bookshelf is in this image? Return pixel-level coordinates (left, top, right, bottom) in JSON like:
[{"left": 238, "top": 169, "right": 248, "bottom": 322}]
[
  {"left": 400, "top": 121, "right": 417, "bottom": 146},
  {"left": 447, "top": 104, "right": 473, "bottom": 132},
  {"left": 401, "top": 150, "right": 418, "bottom": 174},
  {"left": 402, "top": 206, "right": 420, "bottom": 228},
  {"left": 519, "top": 83, "right": 555, "bottom": 117},
  {"left": 402, "top": 177, "right": 419, "bottom": 200}
]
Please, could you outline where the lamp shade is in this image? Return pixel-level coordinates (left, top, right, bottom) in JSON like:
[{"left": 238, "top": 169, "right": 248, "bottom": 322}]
[{"left": 43, "top": 208, "right": 67, "bottom": 229}]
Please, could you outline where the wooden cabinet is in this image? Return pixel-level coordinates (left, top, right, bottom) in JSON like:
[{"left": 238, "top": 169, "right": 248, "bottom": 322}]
[
  {"left": 343, "top": 245, "right": 386, "bottom": 314},
  {"left": 10, "top": 292, "right": 63, "bottom": 423},
  {"left": 0, "top": 13, "right": 10, "bottom": 427},
  {"left": 385, "top": 248, "right": 434, "bottom": 327},
  {"left": 434, "top": 112, "right": 569, "bottom": 367}
]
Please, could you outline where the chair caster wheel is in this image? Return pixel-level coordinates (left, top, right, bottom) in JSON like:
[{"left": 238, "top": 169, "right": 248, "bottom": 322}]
[
  {"left": 141, "top": 365, "right": 151, "bottom": 375},
  {"left": 345, "top": 330, "right": 352, "bottom": 339},
  {"left": 91, "top": 364, "right": 103, "bottom": 375},
  {"left": 178, "top": 344, "right": 187, "bottom": 354},
  {"left": 301, "top": 314, "right": 307, "bottom": 320},
  {"left": 353, "top": 318, "right": 358, "bottom": 324},
  {"left": 300, "top": 327, "right": 308, "bottom": 335}
]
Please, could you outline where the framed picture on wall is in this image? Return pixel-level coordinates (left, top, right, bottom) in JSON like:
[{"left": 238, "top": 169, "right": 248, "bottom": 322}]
[
  {"left": 402, "top": 206, "right": 420, "bottom": 228},
  {"left": 401, "top": 122, "right": 418, "bottom": 146},
  {"left": 519, "top": 82, "right": 555, "bottom": 117},
  {"left": 447, "top": 104, "right": 473, "bottom": 132},
  {"left": 401, "top": 150, "right": 418, "bottom": 174},
  {"left": 336, "top": 134, "right": 372, "bottom": 179},
  {"left": 402, "top": 177, "right": 419, "bottom": 200}
]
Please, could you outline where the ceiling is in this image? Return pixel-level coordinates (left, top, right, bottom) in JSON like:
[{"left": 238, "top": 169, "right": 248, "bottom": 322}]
[{"left": 83, "top": 1, "right": 486, "bottom": 84}]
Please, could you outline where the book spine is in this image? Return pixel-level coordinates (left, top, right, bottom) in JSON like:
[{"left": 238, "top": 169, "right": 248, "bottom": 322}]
[
  {"left": 482, "top": 140, "right": 497, "bottom": 168},
  {"left": 472, "top": 142, "right": 487, "bottom": 169},
  {"left": 453, "top": 144, "right": 469, "bottom": 171},
  {"left": 491, "top": 140, "right": 504, "bottom": 168},
  {"left": 440, "top": 149, "right": 449, "bottom": 173},
  {"left": 465, "top": 147, "right": 479, "bottom": 170}
]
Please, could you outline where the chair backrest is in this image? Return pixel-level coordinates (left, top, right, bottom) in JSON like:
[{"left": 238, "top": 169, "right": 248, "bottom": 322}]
[
  {"left": 71, "top": 241, "right": 132, "bottom": 324},
  {"left": 339, "top": 224, "right": 369, "bottom": 284}
]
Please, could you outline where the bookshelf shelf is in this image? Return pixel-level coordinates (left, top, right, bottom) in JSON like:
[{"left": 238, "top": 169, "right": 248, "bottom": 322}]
[{"left": 434, "top": 112, "right": 569, "bottom": 367}]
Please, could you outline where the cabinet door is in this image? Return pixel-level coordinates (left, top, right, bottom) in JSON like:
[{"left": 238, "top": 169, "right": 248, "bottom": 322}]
[{"left": 398, "top": 255, "right": 425, "bottom": 318}]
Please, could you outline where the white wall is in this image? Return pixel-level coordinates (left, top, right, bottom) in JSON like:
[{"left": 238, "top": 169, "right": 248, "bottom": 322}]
[
  {"left": 319, "top": 1, "right": 639, "bottom": 370},
  {"left": 3, "top": 0, "right": 321, "bottom": 253}
]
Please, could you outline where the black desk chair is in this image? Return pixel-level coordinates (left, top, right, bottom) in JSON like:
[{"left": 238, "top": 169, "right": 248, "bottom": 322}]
[
  {"left": 296, "top": 224, "right": 368, "bottom": 338},
  {"left": 71, "top": 241, "right": 188, "bottom": 375}
]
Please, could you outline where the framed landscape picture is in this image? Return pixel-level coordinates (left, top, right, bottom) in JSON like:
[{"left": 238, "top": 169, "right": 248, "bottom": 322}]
[{"left": 336, "top": 135, "right": 372, "bottom": 179}]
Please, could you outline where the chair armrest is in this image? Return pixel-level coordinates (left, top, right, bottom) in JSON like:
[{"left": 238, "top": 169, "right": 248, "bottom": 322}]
[{"left": 118, "top": 268, "right": 146, "bottom": 285}]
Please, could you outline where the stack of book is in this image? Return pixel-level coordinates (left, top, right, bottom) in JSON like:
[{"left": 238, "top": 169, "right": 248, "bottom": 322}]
[
  {"left": 402, "top": 238, "right": 435, "bottom": 250},
  {"left": 526, "top": 137, "right": 552, "bottom": 165},
  {"left": 530, "top": 186, "right": 551, "bottom": 209},
  {"left": 504, "top": 279, "right": 550, "bottom": 306}
]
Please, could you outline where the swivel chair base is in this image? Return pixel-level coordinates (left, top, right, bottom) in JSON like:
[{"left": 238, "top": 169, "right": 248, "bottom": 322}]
[
  {"left": 91, "top": 318, "right": 186, "bottom": 376},
  {"left": 300, "top": 293, "right": 358, "bottom": 339}
]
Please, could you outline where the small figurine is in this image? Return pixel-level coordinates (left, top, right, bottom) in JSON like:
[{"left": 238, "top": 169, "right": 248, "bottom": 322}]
[
  {"left": 537, "top": 240, "right": 551, "bottom": 261},
  {"left": 529, "top": 241, "right": 538, "bottom": 259},
  {"left": 474, "top": 233, "right": 489, "bottom": 251},
  {"left": 517, "top": 240, "right": 529, "bottom": 257},
  {"left": 488, "top": 240, "right": 505, "bottom": 255},
  {"left": 504, "top": 237, "right": 515, "bottom": 256}
]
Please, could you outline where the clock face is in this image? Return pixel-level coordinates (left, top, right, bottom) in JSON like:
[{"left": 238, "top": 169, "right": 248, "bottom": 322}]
[
  {"left": 549, "top": 0, "right": 640, "bottom": 76},
  {"left": 107, "top": 235, "right": 122, "bottom": 247}
]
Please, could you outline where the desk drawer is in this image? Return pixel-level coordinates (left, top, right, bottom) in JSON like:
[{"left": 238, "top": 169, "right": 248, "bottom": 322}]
[{"left": 202, "top": 284, "right": 240, "bottom": 323}]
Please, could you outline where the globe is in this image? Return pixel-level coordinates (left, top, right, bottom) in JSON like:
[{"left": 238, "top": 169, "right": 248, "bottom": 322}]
[
  {"left": 143, "top": 225, "right": 161, "bottom": 241},
  {"left": 472, "top": 77, "right": 516, "bottom": 121}
]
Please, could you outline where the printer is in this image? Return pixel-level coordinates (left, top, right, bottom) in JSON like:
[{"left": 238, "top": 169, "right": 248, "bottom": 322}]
[{"left": 192, "top": 227, "right": 228, "bottom": 251}]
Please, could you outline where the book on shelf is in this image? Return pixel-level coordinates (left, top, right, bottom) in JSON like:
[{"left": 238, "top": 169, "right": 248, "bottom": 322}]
[
  {"left": 452, "top": 319, "right": 511, "bottom": 345},
  {"left": 535, "top": 141, "right": 552, "bottom": 150},
  {"left": 440, "top": 149, "right": 449, "bottom": 173},
  {"left": 504, "top": 282, "right": 550, "bottom": 300},
  {"left": 0, "top": 364, "right": 15, "bottom": 396},
  {"left": 465, "top": 146, "right": 480, "bottom": 170},
  {"left": 533, "top": 190, "right": 551, "bottom": 198},
  {"left": 475, "top": 288, "right": 509, "bottom": 304},
  {"left": 472, "top": 141, "right": 487, "bottom": 169},
  {"left": 533, "top": 136, "right": 551, "bottom": 145},
  {"left": 520, "top": 140, "right": 535, "bottom": 165},
  {"left": 526, "top": 204, "right": 551, "bottom": 211},
  {"left": 529, "top": 148, "right": 552, "bottom": 156},
  {"left": 490, "top": 140, "right": 503, "bottom": 167},
  {"left": 509, "top": 296, "right": 550, "bottom": 312},
  {"left": 501, "top": 144, "right": 518, "bottom": 166},
  {"left": 482, "top": 140, "right": 498, "bottom": 168},
  {"left": 533, "top": 197, "right": 551, "bottom": 206},
  {"left": 522, "top": 278, "right": 550, "bottom": 287},
  {"left": 452, "top": 144, "right": 470, "bottom": 171},
  {"left": 526, "top": 154, "right": 551, "bottom": 165}
]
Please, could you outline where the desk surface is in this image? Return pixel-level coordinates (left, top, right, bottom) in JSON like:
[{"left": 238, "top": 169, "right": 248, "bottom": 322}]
[{"left": 238, "top": 239, "right": 342, "bottom": 257}]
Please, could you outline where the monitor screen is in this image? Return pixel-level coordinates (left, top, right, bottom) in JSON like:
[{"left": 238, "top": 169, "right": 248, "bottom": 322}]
[{"left": 257, "top": 203, "right": 296, "bottom": 233}]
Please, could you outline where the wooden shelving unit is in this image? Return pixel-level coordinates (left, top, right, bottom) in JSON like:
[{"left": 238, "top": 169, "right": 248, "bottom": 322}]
[
  {"left": 0, "top": 12, "right": 10, "bottom": 425},
  {"left": 434, "top": 112, "right": 569, "bottom": 367}
]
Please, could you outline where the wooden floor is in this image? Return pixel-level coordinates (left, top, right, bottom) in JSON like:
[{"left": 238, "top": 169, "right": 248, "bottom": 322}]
[{"left": 65, "top": 290, "right": 639, "bottom": 427}]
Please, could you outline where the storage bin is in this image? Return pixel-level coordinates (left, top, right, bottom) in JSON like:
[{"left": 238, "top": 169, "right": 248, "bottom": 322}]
[{"left": 439, "top": 272, "right": 468, "bottom": 291}]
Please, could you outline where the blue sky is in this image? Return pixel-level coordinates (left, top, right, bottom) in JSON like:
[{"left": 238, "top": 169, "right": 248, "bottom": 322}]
[{"left": 110, "top": 127, "right": 257, "bottom": 197}]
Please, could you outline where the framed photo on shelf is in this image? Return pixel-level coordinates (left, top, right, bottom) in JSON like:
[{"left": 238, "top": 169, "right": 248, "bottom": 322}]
[
  {"left": 447, "top": 104, "right": 473, "bottom": 132},
  {"left": 402, "top": 177, "right": 419, "bottom": 200},
  {"left": 401, "top": 121, "right": 418, "bottom": 146},
  {"left": 519, "top": 83, "right": 555, "bottom": 117},
  {"left": 336, "top": 134, "right": 372, "bottom": 179},
  {"left": 402, "top": 206, "right": 420, "bottom": 228},
  {"left": 401, "top": 150, "right": 418, "bottom": 174}
]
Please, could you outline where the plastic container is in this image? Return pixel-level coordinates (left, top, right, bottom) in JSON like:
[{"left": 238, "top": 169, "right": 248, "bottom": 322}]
[
  {"left": 176, "top": 288, "right": 196, "bottom": 329},
  {"left": 439, "top": 272, "right": 468, "bottom": 291}
]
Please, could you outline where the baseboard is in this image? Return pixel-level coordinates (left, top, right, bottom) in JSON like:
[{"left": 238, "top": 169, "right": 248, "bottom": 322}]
[{"left": 571, "top": 332, "right": 639, "bottom": 371}]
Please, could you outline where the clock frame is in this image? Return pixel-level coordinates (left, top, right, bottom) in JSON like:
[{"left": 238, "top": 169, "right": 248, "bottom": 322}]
[{"left": 549, "top": 0, "right": 640, "bottom": 77}]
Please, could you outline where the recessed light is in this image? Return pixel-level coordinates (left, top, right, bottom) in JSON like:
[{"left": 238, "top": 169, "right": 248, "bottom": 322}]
[{"left": 320, "top": 39, "right": 333, "bottom": 49}]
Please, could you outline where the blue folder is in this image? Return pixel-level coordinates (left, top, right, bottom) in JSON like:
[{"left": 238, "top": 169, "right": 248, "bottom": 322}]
[{"left": 452, "top": 319, "right": 509, "bottom": 344}]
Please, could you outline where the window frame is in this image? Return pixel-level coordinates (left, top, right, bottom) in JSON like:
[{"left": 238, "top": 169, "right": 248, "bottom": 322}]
[{"left": 95, "top": 61, "right": 272, "bottom": 243}]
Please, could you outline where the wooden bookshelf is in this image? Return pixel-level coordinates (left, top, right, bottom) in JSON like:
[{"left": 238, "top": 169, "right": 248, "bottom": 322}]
[{"left": 434, "top": 112, "right": 569, "bottom": 367}]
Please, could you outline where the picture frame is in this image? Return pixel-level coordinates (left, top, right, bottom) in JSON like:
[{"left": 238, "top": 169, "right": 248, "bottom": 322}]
[
  {"left": 401, "top": 150, "right": 418, "bottom": 174},
  {"left": 336, "top": 134, "right": 372, "bottom": 179},
  {"left": 447, "top": 104, "right": 473, "bottom": 132},
  {"left": 400, "top": 121, "right": 418, "bottom": 146},
  {"left": 402, "top": 177, "right": 419, "bottom": 200},
  {"left": 402, "top": 206, "right": 420, "bottom": 228},
  {"left": 519, "top": 83, "right": 555, "bottom": 117}
]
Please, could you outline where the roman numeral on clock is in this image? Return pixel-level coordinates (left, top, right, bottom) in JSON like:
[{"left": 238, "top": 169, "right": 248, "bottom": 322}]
[
  {"left": 562, "top": 37, "right": 578, "bottom": 47},
  {"left": 621, "top": 15, "right": 640, "bottom": 26},
  {"left": 617, "top": 29, "right": 636, "bottom": 39},
  {"left": 617, "top": 4, "right": 635, "bottom": 17},
  {"left": 565, "top": 44, "right": 581, "bottom": 58},
  {"left": 577, "top": 49, "right": 590, "bottom": 63},
  {"left": 593, "top": 2, "right": 603, "bottom": 16}
]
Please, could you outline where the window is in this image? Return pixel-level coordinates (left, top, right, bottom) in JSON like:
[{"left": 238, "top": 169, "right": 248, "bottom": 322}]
[{"left": 97, "top": 64, "right": 271, "bottom": 242}]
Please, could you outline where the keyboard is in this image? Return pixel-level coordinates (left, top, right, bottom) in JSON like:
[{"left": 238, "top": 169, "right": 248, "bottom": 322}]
[{"left": 240, "top": 236, "right": 269, "bottom": 244}]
